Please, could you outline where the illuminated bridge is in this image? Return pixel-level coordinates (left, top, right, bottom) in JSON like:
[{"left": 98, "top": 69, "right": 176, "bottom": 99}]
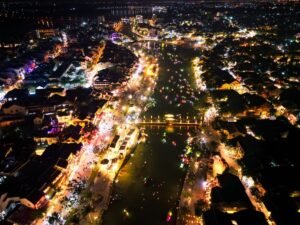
[{"left": 134, "top": 114, "right": 202, "bottom": 128}]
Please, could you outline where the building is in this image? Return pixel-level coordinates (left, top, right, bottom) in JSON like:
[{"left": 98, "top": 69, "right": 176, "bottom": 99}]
[
  {"left": 211, "top": 173, "right": 252, "bottom": 213},
  {"left": 135, "top": 15, "right": 144, "bottom": 24},
  {"left": 36, "top": 29, "right": 58, "bottom": 39},
  {"left": 2, "top": 102, "right": 28, "bottom": 115}
]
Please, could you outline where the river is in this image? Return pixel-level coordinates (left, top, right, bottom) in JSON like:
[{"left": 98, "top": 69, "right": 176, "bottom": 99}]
[{"left": 102, "top": 42, "right": 203, "bottom": 225}]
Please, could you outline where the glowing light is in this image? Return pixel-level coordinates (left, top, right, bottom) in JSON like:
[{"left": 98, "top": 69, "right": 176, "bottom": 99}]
[
  {"left": 204, "top": 105, "right": 218, "bottom": 124},
  {"left": 202, "top": 181, "right": 208, "bottom": 189},
  {"left": 242, "top": 176, "right": 255, "bottom": 188},
  {"left": 123, "top": 209, "right": 130, "bottom": 217},
  {"left": 166, "top": 210, "right": 173, "bottom": 222}
]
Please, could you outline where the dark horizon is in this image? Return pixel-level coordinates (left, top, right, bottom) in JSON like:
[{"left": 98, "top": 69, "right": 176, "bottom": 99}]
[
  {"left": 0, "top": 0, "right": 295, "bottom": 3},
  {"left": 1, "top": 0, "right": 298, "bottom": 7}
]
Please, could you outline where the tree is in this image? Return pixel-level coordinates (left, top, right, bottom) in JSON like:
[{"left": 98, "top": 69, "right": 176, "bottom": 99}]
[
  {"left": 48, "top": 212, "right": 60, "bottom": 224},
  {"left": 69, "top": 214, "right": 80, "bottom": 224},
  {"left": 82, "top": 204, "right": 92, "bottom": 216},
  {"left": 32, "top": 209, "right": 44, "bottom": 220},
  {"left": 194, "top": 200, "right": 206, "bottom": 216}
]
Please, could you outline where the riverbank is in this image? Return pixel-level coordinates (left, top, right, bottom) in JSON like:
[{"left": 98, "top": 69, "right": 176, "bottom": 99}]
[{"left": 83, "top": 128, "right": 140, "bottom": 225}]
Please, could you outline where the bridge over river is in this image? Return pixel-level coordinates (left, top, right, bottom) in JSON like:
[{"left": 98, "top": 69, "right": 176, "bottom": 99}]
[{"left": 134, "top": 114, "right": 202, "bottom": 127}]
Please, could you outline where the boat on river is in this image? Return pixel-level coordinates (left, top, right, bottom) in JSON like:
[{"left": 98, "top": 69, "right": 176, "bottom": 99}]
[{"left": 144, "top": 177, "right": 152, "bottom": 186}]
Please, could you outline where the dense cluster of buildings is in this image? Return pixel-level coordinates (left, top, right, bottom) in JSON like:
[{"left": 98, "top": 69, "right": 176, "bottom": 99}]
[
  {"left": 0, "top": 13, "right": 138, "bottom": 223},
  {"left": 168, "top": 3, "right": 299, "bottom": 225}
]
